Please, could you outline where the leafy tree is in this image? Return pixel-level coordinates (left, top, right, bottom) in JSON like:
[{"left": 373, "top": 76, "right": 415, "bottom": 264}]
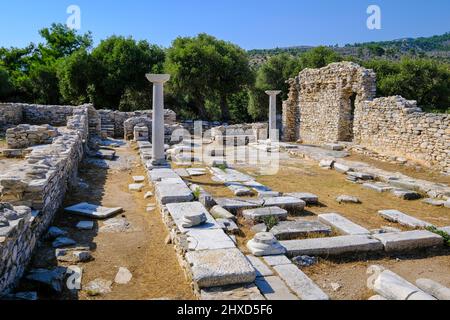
[
  {"left": 0, "top": 67, "right": 13, "bottom": 100},
  {"left": 38, "top": 23, "right": 92, "bottom": 60},
  {"left": 299, "top": 46, "right": 342, "bottom": 69},
  {"left": 57, "top": 49, "right": 93, "bottom": 105},
  {"left": 90, "top": 36, "right": 165, "bottom": 109},
  {"left": 165, "top": 33, "right": 253, "bottom": 121},
  {"left": 364, "top": 58, "right": 450, "bottom": 113}
]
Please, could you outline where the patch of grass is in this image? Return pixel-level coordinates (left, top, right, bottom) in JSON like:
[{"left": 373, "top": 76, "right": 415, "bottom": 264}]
[
  {"left": 192, "top": 187, "right": 201, "bottom": 200},
  {"left": 213, "top": 164, "right": 228, "bottom": 171},
  {"left": 426, "top": 226, "right": 450, "bottom": 247},
  {"left": 261, "top": 216, "right": 279, "bottom": 231}
]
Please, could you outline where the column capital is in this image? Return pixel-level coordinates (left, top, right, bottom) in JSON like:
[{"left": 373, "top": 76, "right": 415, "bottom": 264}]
[
  {"left": 265, "top": 90, "right": 282, "bottom": 96},
  {"left": 146, "top": 74, "right": 171, "bottom": 84}
]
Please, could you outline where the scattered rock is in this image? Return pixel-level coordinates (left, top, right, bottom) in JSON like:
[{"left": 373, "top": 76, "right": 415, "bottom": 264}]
[
  {"left": 336, "top": 195, "right": 361, "bottom": 204},
  {"left": 52, "top": 237, "right": 77, "bottom": 248},
  {"left": 99, "top": 218, "right": 132, "bottom": 233},
  {"left": 210, "top": 205, "right": 236, "bottom": 221},
  {"left": 25, "top": 267, "right": 67, "bottom": 292},
  {"left": 46, "top": 226, "right": 68, "bottom": 239},
  {"left": 144, "top": 191, "right": 153, "bottom": 199},
  {"left": 84, "top": 279, "right": 112, "bottom": 296},
  {"left": 115, "top": 267, "right": 133, "bottom": 285},
  {"left": 129, "top": 183, "right": 144, "bottom": 192},
  {"left": 132, "top": 176, "right": 145, "bottom": 183},
  {"left": 292, "top": 255, "right": 318, "bottom": 268},
  {"left": 330, "top": 282, "right": 342, "bottom": 292},
  {"left": 246, "top": 232, "right": 286, "bottom": 257},
  {"left": 56, "top": 247, "right": 92, "bottom": 263},
  {"left": 76, "top": 221, "right": 94, "bottom": 230},
  {"left": 181, "top": 212, "right": 207, "bottom": 228}
]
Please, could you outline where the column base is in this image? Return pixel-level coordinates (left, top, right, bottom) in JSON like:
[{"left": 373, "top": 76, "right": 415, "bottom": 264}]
[{"left": 146, "top": 159, "right": 171, "bottom": 170}]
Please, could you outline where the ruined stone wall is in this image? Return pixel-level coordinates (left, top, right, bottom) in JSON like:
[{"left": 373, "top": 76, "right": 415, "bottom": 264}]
[
  {"left": 6, "top": 124, "right": 58, "bottom": 149},
  {"left": 354, "top": 96, "right": 450, "bottom": 174},
  {"left": 0, "top": 107, "right": 88, "bottom": 295},
  {"left": 22, "top": 104, "right": 75, "bottom": 126},
  {"left": 284, "top": 62, "right": 376, "bottom": 145},
  {"left": 0, "top": 104, "right": 23, "bottom": 129}
]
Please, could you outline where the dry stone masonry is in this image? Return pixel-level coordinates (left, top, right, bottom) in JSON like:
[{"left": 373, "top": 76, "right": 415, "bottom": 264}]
[{"left": 282, "top": 62, "right": 450, "bottom": 173}]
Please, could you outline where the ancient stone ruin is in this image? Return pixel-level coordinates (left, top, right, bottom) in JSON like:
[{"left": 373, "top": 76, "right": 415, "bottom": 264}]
[
  {"left": 0, "top": 69, "right": 449, "bottom": 301},
  {"left": 282, "top": 62, "right": 449, "bottom": 174}
]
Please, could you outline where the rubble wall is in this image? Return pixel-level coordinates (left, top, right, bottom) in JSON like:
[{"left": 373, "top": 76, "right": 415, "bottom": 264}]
[
  {"left": 0, "top": 105, "right": 89, "bottom": 295},
  {"left": 0, "top": 104, "right": 23, "bottom": 128},
  {"left": 354, "top": 96, "right": 450, "bottom": 174}
]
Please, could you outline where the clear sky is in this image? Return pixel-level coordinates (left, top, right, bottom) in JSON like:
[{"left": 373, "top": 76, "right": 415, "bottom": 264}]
[{"left": 1, "top": 0, "right": 449, "bottom": 50}]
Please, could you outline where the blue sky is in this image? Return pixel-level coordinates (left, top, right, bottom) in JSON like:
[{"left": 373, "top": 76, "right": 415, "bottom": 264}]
[{"left": 0, "top": 0, "right": 449, "bottom": 50}]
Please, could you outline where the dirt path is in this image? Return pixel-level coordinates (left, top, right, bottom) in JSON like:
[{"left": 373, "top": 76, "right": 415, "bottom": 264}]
[{"left": 23, "top": 143, "right": 195, "bottom": 300}]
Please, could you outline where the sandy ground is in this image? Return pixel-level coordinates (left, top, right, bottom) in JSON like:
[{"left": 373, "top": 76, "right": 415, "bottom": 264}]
[
  {"left": 188, "top": 153, "right": 450, "bottom": 300},
  {"left": 19, "top": 144, "right": 195, "bottom": 300}
]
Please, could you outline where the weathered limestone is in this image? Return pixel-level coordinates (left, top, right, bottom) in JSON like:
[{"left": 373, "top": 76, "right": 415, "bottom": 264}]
[
  {"left": 114, "top": 267, "right": 133, "bottom": 285},
  {"left": 185, "top": 248, "right": 256, "bottom": 289},
  {"left": 246, "top": 255, "right": 274, "bottom": 277},
  {"left": 274, "top": 264, "right": 329, "bottom": 300},
  {"left": 165, "top": 202, "right": 220, "bottom": 233},
  {"left": 318, "top": 213, "right": 369, "bottom": 235},
  {"left": 367, "top": 265, "right": 436, "bottom": 300},
  {"left": 262, "top": 255, "right": 292, "bottom": 267},
  {"left": 75, "top": 221, "right": 94, "bottom": 230},
  {"left": 150, "top": 168, "right": 180, "bottom": 182},
  {"left": 133, "top": 125, "right": 149, "bottom": 142},
  {"left": 285, "top": 193, "right": 319, "bottom": 205},
  {"left": 363, "top": 182, "right": 394, "bottom": 193},
  {"left": 182, "top": 212, "right": 207, "bottom": 228},
  {"left": 214, "top": 198, "right": 264, "bottom": 213},
  {"left": 242, "top": 207, "right": 288, "bottom": 223},
  {"left": 65, "top": 203, "right": 123, "bottom": 219},
  {"left": 263, "top": 197, "right": 306, "bottom": 210},
  {"left": 377, "top": 210, "right": 433, "bottom": 228},
  {"left": 416, "top": 279, "right": 450, "bottom": 300},
  {"left": 146, "top": 74, "right": 170, "bottom": 166},
  {"left": 270, "top": 220, "right": 331, "bottom": 240},
  {"left": 391, "top": 189, "right": 421, "bottom": 200},
  {"left": 372, "top": 230, "right": 443, "bottom": 252},
  {"left": 281, "top": 235, "right": 383, "bottom": 257},
  {"left": 200, "top": 284, "right": 265, "bottom": 300},
  {"left": 155, "top": 180, "right": 194, "bottom": 205},
  {"left": 247, "top": 232, "right": 286, "bottom": 257},
  {"left": 255, "top": 276, "right": 298, "bottom": 300},
  {"left": 336, "top": 195, "right": 361, "bottom": 204},
  {"left": 225, "top": 183, "right": 253, "bottom": 196},
  {"left": 265, "top": 90, "right": 282, "bottom": 142},
  {"left": 210, "top": 205, "right": 236, "bottom": 221}
]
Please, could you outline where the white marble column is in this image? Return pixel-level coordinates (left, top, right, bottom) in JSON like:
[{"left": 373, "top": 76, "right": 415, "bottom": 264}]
[
  {"left": 146, "top": 74, "right": 170, "bottom": 165},
  {"left": 265, "top": 90, "right": 281, "bottom": 142}
]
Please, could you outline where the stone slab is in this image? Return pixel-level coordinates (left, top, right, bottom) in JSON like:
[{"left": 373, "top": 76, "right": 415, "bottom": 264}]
[
  {"left": 150, "top": 168, "right": 180, "bottom": 182},
  {"left": 255, "top": 276, "right": 299, "bottom": 300},
  {"left": 372, "top": 230, "right": 443, "bottom": 252},
  {"left": 274, "top": 264, "right": 329, "bottom": 300},
  {"left": 186, "top": 248, "right": 256, "bottom": 288},
  {"left": 200, "top": 284, "right": 265, "bottom": 300},
  {"left": 214, "top": 198, "right": 264, "bottom": 213},
  {"left": 318, "top": 213, "right": 370, "bottom": 235},
  {"left": 263, "top": 197, "right": 306, "bottom": 210},
  {"left": 270, "top": 220, "right": 331, "bottom": 240},
  {"left": 242, "top": 207, "right": 288, "bottom": 223},
  {"left": 246, "top": 255, "right": 274, "bottom": 277},
  {"left": 76, "top": 221, "right": 94, "bottom": 230},
  {"left": 174, "top": 168, "right": 190, "bottom": 178},
  {"left": 362, "top": 182, "right": 394, "bottom": 193},
  {"left": 334, "top": 163, "right": 352, "bottom": 174},
  {"left": 285, "top": 193, "right": 319, "bottom": 205},
  {"left": 262, "top": 255, "right": 292, "bottom": 267},
  {"left": 65, "top": 203, "right": 123, "bottom": 219},
  {"left": 439, "top": 226, "right": 450, "bottom": 234},
  {"left": 422, "top": 199, "right": 446, "bottom": 207},
  {"left": 378, "top": 210, "right": 433, "bottom": 228},
  {"left": 391, "top": 189, "right": 421, "bottom": 200},
  {"left": 155, "top": 181, "right": 194, "bottom": 205},
  {"left": 166, "top": 202, "right": 221, "bottom": 233},
  {"left": 243, "top": 181, "right": 272, "bottom": 192},
  {"left": 225, "top": 183, "right": 253, "bottom": 196},
  {"left": 186, "top": 229, "right": 236, "bottom": 251},
  {"left": 281, "top": 235, "right": 383, "bottom": 257}
]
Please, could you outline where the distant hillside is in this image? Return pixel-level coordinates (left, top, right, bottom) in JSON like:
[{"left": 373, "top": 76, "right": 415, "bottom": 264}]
[{"left": 248, "top": 32, "right": 450, "bottom": 66}]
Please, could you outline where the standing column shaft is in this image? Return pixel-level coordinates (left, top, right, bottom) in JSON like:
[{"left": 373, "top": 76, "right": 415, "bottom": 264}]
[
  {"left": 152, "top": 82, "right": 165, "bottom": 162},
  {"left": 265, "top": 90, "right": 282, "bottom": 142},
  {"left": 146, "top": 74, "right": 171, "bottom": 165}
]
